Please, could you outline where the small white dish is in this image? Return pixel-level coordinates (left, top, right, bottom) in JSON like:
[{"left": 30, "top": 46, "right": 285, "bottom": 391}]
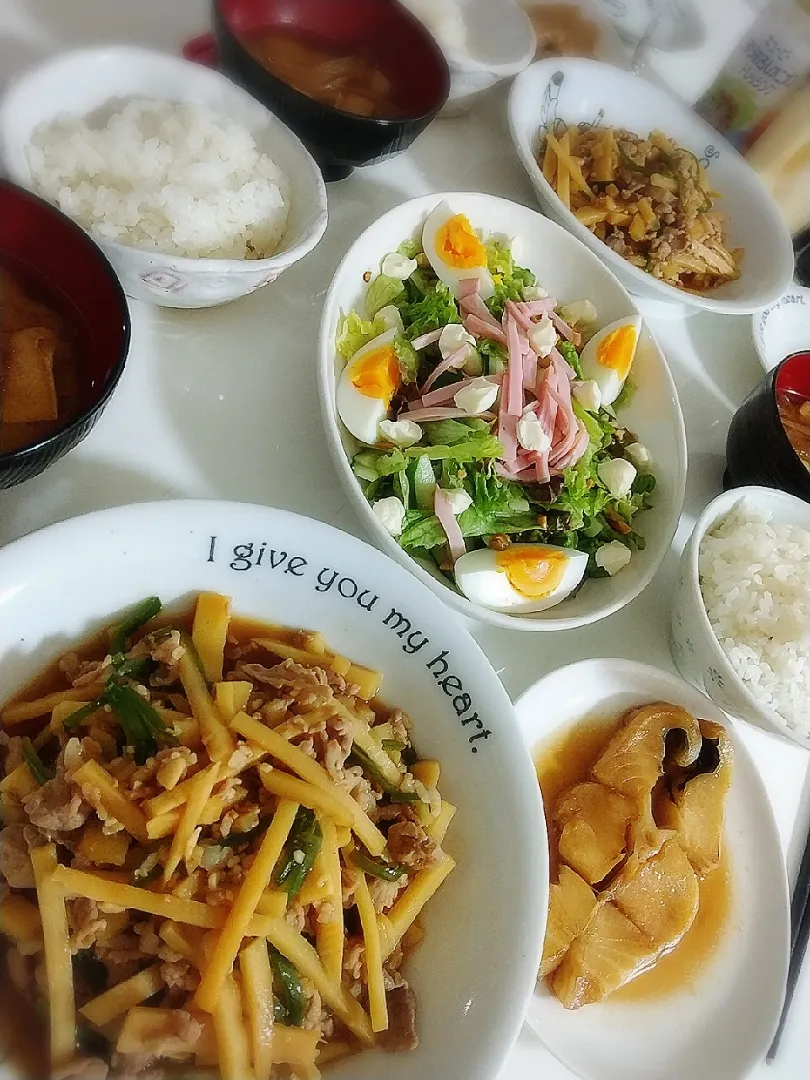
[
  {"left": 0, "top": 46, "right": 328, "bottom": 309},
  {"left": 317, "top": 191, "right": 687, "bottom": 633},
  {"left": 671, "top": 486, "right": 810, "bottom": 751},
  {"left": 753, "top": 286, "right": 810, "bottom": 371},
  {"left": 518, "top": 0, "right": 631, "bottom": 67},
  {"left": 517, "top": 658, "right": 789, "bottom": 1080},
  {"left": 508, "top": 57, "right": 795, "bottom": 315},
  {"left": 0, "top": 500, "right": 546, "bottom": 1080},
  {"left": 438, "top": 0, "right": 537, "bottom": 116}
]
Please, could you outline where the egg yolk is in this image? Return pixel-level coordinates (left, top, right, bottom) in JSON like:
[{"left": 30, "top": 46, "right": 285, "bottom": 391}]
[
  {"left": 596, "top": 326, "right": 637, "bottom": 380},
  {"left": 350, "top": 346, "right": 400, "bottom": 401},
  {"left": 436, "top": 214, "right": 487, "bottom": 270},
  {"left": 495, "top": 546, "right": 568, "bottom": 599}
]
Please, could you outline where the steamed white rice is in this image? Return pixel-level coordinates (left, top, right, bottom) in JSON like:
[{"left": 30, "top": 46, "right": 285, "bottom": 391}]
[
  {"left": 27, "top": 99, "right": 290, "bottom": 261},
  {"left": 699, "top": 501, "right": 810, "bottom": 734}
]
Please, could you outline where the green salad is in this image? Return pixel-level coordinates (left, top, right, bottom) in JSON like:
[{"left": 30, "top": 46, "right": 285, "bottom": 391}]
[{"left": 335, "top": 202, "right": 656, "bottom": 614}]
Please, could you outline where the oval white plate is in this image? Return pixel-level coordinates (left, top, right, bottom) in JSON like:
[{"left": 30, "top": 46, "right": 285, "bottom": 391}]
[
  {"left": 516, "top": 658, "right": 789, "bottom": 1080},
  {"left": 0, "top": 501, "right": 547, "bottom": 1080},
  {"left": 508, "top": 57, "right": 795, "bottom": 315},
  {"left": 753, "top": 286, "right": 810, "bottom": 371},
  {"left": 318, "top": 191, "right": 687, "bottom": 633}
]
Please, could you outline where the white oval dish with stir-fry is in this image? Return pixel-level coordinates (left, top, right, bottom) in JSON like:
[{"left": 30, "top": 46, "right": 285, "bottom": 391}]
[
  {"left": 0, "top": 501, "right": 546, "bottom": 1080},
  {"left": 508, "top": 57, "right": 795, "bottom": 315},
  {"left": 319, "top": 191, "right": 686, "bottom": 631}
]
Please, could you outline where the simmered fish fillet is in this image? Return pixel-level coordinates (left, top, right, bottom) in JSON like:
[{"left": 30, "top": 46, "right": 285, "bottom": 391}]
[
  {"left": 608, "top": 840, "right": 699, "bottom": 946},
  {"left": 554, "top": 782, "right": 633, "bottom": 885},
  {"left": 550, "top": 902, "right": 656, "bottom": 1009},
  {"left": 658, "top": 719, "right": 732, "bottom": 874},
  {"left": 592, "top": 702, "right": 702, "bottom": 858},
  {"left": 541, "top": 865, "right": 598, "bottom": 978}
]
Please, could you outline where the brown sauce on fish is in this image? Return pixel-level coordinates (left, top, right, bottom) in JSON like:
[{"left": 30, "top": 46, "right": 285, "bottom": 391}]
[{"left": 535, "top": 713, "right": 732, "bottom": 1004}]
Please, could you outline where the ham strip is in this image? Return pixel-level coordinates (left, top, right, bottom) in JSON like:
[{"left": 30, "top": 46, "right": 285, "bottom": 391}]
[
  {"left": 416, "top": 374, "right": 501, "bottom": 409},
  {"left": 523, "top": 343, "right": 538, "bottom": 390},
  {"left": 420, "top": 345, "right": 469, "bottom": 394},
  {"left": 402, "top": 406, "right": 483, "bottom": 423},
  {"left": 434, "top": 488, "right": 466, "bottom": 563},
  {"left": 411, "top": 328, "right": 443, "bottom": 350},
  {"left": 506, "top": 316, "right": 524, "bottom": 416},
  {"left": 505, "top": 300, "right": 535, "bottom": 333},
  {"left": 464, "top": 314, "right": 507, "bottom": 344},
  {"left": 458, "top": 278, "right": 481, "bottom": 299},
  {"left": 516, "top": 299, "right": 557, "bottom": 317},
  {"left": 550, "top": 311, "right": 580, "bottom": 345}
]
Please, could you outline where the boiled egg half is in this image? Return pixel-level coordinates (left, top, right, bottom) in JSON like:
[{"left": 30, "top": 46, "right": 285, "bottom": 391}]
[
  {"left": 579, "top": 315, "right": 642, "bottom": 407},
  {"left": 422, "top": 201, "right": 494, "bottom": 301},
  {"left": 337, "top": 328, "right": 400, "bottom": 444},
  {"left": 454, "top": 543, "right": 588, "bottom": 613}
]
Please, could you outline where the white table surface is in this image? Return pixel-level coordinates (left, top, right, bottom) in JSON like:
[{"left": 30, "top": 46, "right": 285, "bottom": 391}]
[{"left": 0, "top": 2, "right": 807, "bottom": 1078}]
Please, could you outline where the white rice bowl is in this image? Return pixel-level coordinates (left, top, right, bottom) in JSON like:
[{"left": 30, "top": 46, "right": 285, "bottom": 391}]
[
  {"left": 699, "top": 502, "right": 810, "bottom": 735},
  {"left": 28, "top": 99, "right": 290, "bottom": 261}
]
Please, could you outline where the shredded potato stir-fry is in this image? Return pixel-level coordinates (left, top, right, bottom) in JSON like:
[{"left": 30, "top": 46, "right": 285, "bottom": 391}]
[
  {"left": 539, "top": 124, "right": 742, "bottom": 292},
  {"left": 0, "top": 594, "right": 455, "bottom": 1080}
]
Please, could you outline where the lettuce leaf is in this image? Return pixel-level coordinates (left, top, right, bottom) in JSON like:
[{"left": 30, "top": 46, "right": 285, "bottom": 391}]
[
  {"left": 558, "top": 339, "right": 583, "bottom": 379},
  {"left": 336, "top": 311, "right": 385, "bottom": 361},
  {"left": 400, "top": 512, "right": 446, "bottom": 552},
  {"left": 366, "top": 274, "right": 405, "bottom": 319},
  {"left": 402, "top": 281, "right": 461, "bottom": 338},
  {"left": 421, "top": 418, "right": 492, "bottom": 446},
  {"left": 394, "top": 336, "right": 420, "bottom": 385},
  {"left": 613, "top": 376, "right": 637, "bottom": 411},
  {"left": 397, "top": 238, "right": 423, "bottom": 260},
  {"left": 477, "top": 338, "right": 508, "bottom": 374}
]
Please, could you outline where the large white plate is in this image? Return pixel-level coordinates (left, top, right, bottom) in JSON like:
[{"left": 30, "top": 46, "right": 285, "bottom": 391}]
[
  {"left": 516, "top": 658, "right": 789, "bottom": 1080},
  {"left": 0, "top": 500, "right": 547, "bottom": 1080}
]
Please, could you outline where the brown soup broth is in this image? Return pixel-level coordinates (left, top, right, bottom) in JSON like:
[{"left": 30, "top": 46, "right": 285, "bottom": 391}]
[
  {"left": 245, "top": 28, "right": 404, "bottom": 118},
  {"left": 777, "top": 386, "right": 810, "bottom": 469},
  {"left": 1, "top": 257, "right": 93, "bottom": 454},
  {"left": 534, "top": 714, "right": 732, "bottom": 1004}
]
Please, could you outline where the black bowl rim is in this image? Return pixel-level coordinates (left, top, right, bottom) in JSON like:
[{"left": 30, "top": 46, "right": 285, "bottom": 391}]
[
  {"left": 765, "top": 350, "right": 810, "bottom": 486},
  {"left": 0, "top": 179, "right": 132, "bottom": 469},
  {"left": 212, "top": 0, "right": 452, "bottom": 126}
]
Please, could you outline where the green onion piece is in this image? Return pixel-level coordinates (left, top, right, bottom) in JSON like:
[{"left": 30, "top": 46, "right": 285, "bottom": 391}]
[
  {"left": 268, "top": 945, "right": 306, "bottom": 1027},
  {"left": 275, "top": 808, "right": 322, "bottom": 900},
  {"left": 389, "top": 790, "right": 422, "bottom": 804},
  {"left": 102, "top": 681, "right": 174, "bottom": 765},
  {"left": 349, "top": 745, "right": 419, "bottom": 801},
  {"left": 21, "top": 740, "right": 53, "bottom": 786},
  {"left": 110, "top": 597, "right": 162, "bottom": 655},
  {"left": 227, "top": 816, "right": 271, "bottom": 848},
  {"left": 381, "top": 739, "right": 406, "bottom": 752},
  {"left": 63, "top": 701, "right": 101, "bottom": 733},
  {"left": 110, "top": 655, "right": 157, "bottom": 682},
  {"left": 350, "top": 848, "right": 406, "bottom": 882}
]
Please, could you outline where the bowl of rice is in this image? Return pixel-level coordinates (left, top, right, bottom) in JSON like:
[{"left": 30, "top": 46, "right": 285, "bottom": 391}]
[
  {"left": 671, "top": 486, "right": 810, "bottom": 749},
  {"left": 0, "top": 47, "right": 328, "bottom": 309}
]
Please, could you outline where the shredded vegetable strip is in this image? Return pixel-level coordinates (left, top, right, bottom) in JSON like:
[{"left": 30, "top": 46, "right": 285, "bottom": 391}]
[
  {"left": 30, "top": 845, "right": 75, "bottom": 1069},
  {"left": 195, "top": 800, "right": 299, "bottom": 1013}
]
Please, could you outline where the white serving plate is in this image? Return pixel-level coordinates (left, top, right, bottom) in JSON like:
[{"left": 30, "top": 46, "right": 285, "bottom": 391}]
[
  {"left": 508, "top": 57, "right": 795, "bottom": 315},
  {"left": 0, "top": 46, "right": 328, "bottom": 309},
  {"left": 318, "top": 191, "right": 687, "bottom": 632},
  {"left": 0, "top": 500, "right": 548, "bottom": 1080},
  {"left": 517, "top": 658, "right": 789, "bottom": 1080}
]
